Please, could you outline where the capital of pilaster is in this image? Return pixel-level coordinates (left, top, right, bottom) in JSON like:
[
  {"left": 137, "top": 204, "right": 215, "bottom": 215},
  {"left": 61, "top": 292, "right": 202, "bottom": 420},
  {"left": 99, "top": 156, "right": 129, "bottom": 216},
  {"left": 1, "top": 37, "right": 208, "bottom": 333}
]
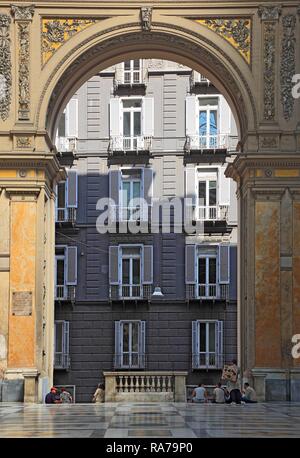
[
  {"left": 11, "top": 4, "right": 35, "bottom": 21},
  {"left": 258, "top": 4, "right": 282, "bottom": 21}
]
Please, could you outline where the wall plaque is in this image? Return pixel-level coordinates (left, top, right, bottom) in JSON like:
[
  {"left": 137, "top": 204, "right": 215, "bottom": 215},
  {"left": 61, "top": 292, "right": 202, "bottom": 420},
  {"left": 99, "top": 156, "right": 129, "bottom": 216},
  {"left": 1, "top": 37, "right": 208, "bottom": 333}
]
[{"left": 12, "top": 291, "right": 32, "bottom": 316}]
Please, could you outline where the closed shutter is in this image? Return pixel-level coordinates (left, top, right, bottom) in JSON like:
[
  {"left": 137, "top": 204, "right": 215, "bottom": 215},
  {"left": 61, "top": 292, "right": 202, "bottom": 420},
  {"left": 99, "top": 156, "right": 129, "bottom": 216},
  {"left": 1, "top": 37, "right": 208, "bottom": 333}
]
[
  {"left": 185, "top": 245, "right": 196, "bottom": 284},
  {"left": 66, "top": 246, "right": 77, "bottom": 285},
  {"left": 219, "top": 95, "right": 231, "bottom": 136},
  {"left": 218, "top": 165, "right": 230, "bottom": 206},
  {"left": 67, "top": 170, "right": 78, "bottom": 208},
  {"left": 186, "top": 95, "right": 198, "bottom": 149},
  {"left": 139, "top": 321, "right": 146, "bottom": 368},
  {"left": 143, "top": 97, "right": 154, "bottom": 137},
  {"left": 185, "top": 167, "right": 197, "bottom": 206},
  {"left": 110, "top": 98, "right": 122, "bottom": 150},
  {"left": 109, "top": 246, "right": 119, "bottom": 285},
  {"left": 58, "top": 112, "right": 66, "bottom": 137},
  {"left": 115, "top": 321, "right": 122, "bottom": 368},
  {"left": 66, "top": 99, "right": 78, "bottom": 137},
  {"left": 143, "top": 168, "right": 153, "bottom": 206},
  {"left": 109, "top": 170, "right": 120, "bottom": 220},
  {"left": 63, "top": 321, "right": 70, "bottom": 356},
  {"left": 216, "top": 321, "right": 224, "bottom": 369},
  {"left": 219, "top": 245, "right": 230, "bottom": 284},
  {"left": 143, "top": 245, "right": 153, "bottom": 284},
  {"left": 192, "top": 321, "right": 199, "bottom": 369},
  {"left": 229, "top": 245, "right": 237, "bottom": 301}
]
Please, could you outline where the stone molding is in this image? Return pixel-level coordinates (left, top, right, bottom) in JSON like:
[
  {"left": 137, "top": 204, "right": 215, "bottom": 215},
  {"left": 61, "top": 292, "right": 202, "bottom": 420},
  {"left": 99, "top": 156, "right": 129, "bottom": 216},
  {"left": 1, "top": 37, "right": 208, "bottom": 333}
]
[{"left": 262, "top": 21, "right": 276, "bottom": 120}]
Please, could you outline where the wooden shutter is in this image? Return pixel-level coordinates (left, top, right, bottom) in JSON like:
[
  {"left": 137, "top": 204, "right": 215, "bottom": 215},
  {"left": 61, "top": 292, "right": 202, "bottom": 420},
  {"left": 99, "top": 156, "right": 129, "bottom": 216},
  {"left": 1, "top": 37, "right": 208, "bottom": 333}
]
[
  {"left": 219, "top": 95, "right": 231, "bottom": 135},
  {"left": 63, "top": 321, "right": 70, "bottom": 356},
  {"left": 143, "top": 168, "right": 153, "bottom": 206},
  {"left": 139, "top": 321, "right": 146, "bottom": 368},
  {"left": 67, "top": 170, "right": 78, "bottom": 208},
  {"left": 143, "top": 97, "right": 154, "bottom": 137},
  {"left": 192, "top": 321, "right": 199, "bottom": 369},
  {"left": 110, "top": 98, "right": 122, "bottom": 149},
  {"left": 66, "top": 99, "right": 78, "bottom": 137},
  {"left": 216, "top": 321, "right": 224, "bottom": 369},
  {"left": 109, "top": 170, "right": 120, "bottom": 221},
  {"left": 143, "top": 245, "right": 153, "bottom": 284},
  {"left": 229, "top": 245, "right": 237, "bottom": 301},
  {"left": 186, "top": 95, "right": 198, "bottom": 149},
  {"left": 115, "top": 321, "right": 122, "bottom": 368},
  {"left": 109, "top": 246, "right": 120, "bottom": 285},
  {"left": 219, "top": 244, "right": 230, "bottom": 284},
  {"left": 66, "top": 246, "right": 77, "bottom": 285},
  {"left": 185, "top": 167, "right": 197, "bottom": 206},
  {"left": 185, "top": 245, "right": 196, "bottom": 284},
  {"left": 218, "top": 165, "right": 230, "bottom": 206}
]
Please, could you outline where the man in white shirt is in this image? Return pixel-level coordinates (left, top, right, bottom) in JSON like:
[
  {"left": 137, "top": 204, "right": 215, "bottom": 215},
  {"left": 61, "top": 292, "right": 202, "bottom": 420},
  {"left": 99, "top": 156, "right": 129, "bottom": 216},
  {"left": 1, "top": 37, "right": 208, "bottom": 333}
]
[
  {"left": 242, "top": 383, "right": 257, "bottom": 403},
  {"left": 192, "top": 383, "right": 207, "bottom": 403},
  {"left": 213, "top": 383, "right": 225, "bottom": 403}
]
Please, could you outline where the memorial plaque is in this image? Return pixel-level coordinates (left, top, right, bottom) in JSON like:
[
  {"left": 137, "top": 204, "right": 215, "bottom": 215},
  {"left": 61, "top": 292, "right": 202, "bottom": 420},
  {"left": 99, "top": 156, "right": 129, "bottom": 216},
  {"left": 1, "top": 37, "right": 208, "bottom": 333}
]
[{"left": 12, "top": 291, "right": 32, "bottom": 316}]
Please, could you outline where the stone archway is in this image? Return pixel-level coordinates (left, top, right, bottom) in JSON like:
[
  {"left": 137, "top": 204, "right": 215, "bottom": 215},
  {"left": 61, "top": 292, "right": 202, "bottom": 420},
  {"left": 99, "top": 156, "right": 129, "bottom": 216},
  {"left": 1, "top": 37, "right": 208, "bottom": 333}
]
[{"left": 0, "top": 3, "right": 299, "bottom": 402}]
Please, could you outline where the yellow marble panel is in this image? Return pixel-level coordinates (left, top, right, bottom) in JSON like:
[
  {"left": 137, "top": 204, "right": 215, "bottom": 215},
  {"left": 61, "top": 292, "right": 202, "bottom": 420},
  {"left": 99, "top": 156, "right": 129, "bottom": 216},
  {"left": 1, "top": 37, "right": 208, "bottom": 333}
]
[
  {"left": 274, "top": 170, "right": 299, "bottom": 178},
  {"left": 255, "top": 201, "right": 281, "bottom": 367},
  {"left": 0, "top": 170, "right": 17, "bottom": 178},
  {"left": 8, "top": 201, "right": 36, "bottom": 368}
]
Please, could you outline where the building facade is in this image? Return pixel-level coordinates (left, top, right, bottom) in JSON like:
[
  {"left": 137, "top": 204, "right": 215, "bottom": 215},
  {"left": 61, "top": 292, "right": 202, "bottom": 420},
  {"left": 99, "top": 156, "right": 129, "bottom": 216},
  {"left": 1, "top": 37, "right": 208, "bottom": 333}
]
[{"left": 53, "top": 60, "right": 238, "bottom": 402}]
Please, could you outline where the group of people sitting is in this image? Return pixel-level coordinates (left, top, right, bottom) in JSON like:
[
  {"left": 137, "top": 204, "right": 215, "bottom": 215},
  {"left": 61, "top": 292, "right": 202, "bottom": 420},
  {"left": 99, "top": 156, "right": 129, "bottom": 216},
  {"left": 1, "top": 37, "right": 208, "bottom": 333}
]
[
  {"left": 191, "top": 381, "right": 257, "bottom": 404},
  {"left": 45, "top": 386, "right": 73, "bottom": 404}
]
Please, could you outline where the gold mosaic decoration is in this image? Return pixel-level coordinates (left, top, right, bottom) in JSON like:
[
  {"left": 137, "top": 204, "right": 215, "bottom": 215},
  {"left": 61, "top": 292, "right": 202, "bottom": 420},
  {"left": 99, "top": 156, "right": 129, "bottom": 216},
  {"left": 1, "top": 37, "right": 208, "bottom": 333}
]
[
  {"left": 196, "top": 18, "right": 251, "bottom": 64},
  {"left": 41, "top": 18, "right": 98, "bottom": 65}
]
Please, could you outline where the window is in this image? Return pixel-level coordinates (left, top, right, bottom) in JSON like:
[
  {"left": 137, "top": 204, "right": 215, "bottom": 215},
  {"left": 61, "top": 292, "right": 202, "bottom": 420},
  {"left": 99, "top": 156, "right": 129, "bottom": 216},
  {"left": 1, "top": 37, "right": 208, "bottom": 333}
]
[
  {"left": 197, "top": 254, "right": 217, "bottom": 298},
  {"left": 121, "top": 169, "right": 142, "bottom": 221},
  {"left": 55, "top": 170, "right": 77, "bottom": 223},
  {"left": 54, "top": 321, "right": 70, "bottom": 369},
  {"left": 122, "top": 99, "right": 142, "bottom": 150},
  {"left": 115, "top": 320, "right": 146, "bottom": 369},
  {"left": 121, "top": 247, "right": 142, "bottom": 298},
  {"left": 199, "top": 97, "right": 219, "bottom": 148},
  {"left": 192, "top": 320, "right": 223, "bottom": 369},
  {"left": 197, "top": 170, "right": 218, "bottom": 220},
  {"left": 124, "top": 60, "right": 141, "bottom": 84},
  {"left": 55, "top": 247, "right": 66, "bottom": 300},
  {"left": 55, "top": 246, "right": 77, "bottom": 300}
]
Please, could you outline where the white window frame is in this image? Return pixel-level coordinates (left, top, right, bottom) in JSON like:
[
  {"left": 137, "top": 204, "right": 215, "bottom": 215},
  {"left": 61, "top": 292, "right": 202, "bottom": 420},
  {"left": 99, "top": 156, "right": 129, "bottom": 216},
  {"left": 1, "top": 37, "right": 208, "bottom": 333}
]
[
  {"left": 119, "top": 320, "right": 143, "bottom": 368},
  {"left": 123, "top": 59, "right": 142, "bottom": 84},
  {"left": 121, "top": 97, "right": 143, "bottom": 150},
  {"left": 197, "top": 169, "right": 218, "bottom": 220},
  {"left": 54, "top": 320, "right": 70, "bottom": 369},
  {"left": 55, "top": 245, "right": 67, "bottom": 299},
  {"left": 56, "top": 181, "right": 67, "bottom": 221},
  {"left": 198, "top": 95, "right": 220, "bottom": 149},
  {"left": 120, "top": 170, "right": 143, "bottom": 221},
  {"left": 119, "top": 244, "right": 143, "bottom": 298},
  {"left": 193, "top": 320, "right": 223, "bottom": 369}
]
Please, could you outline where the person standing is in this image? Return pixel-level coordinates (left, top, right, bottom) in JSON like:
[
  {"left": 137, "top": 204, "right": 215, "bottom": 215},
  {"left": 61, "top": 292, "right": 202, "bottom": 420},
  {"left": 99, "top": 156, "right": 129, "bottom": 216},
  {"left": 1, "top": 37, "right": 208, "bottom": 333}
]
[
  {"left": 92, "top": 383, "right": 105, "bottom": 403},
  {"left": 60, "top": 387, "right": 73, "bottom": 403},
  {"left": 224, "top": 359, "right": 242, "bottom": 404}
]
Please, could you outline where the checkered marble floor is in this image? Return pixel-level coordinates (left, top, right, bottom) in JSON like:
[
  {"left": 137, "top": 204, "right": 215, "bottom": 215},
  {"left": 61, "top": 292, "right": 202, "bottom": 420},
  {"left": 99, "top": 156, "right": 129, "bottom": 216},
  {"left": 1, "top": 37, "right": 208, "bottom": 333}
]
[{"left": 0, "top": 402, "right": 300, "bottom": 438}]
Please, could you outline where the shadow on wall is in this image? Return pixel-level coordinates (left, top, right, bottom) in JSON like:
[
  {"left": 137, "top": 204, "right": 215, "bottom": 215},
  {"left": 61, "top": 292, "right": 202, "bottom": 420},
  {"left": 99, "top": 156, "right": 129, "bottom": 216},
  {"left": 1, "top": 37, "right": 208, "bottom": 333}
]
[{"left": 0, "top": 379, "right": 24, "bottom": 402}]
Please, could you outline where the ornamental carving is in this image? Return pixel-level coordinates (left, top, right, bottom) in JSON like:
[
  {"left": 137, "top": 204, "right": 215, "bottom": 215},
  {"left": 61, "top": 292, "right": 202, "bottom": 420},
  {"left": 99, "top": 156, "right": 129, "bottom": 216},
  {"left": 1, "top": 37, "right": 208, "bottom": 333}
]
[
  {"left": 11, "top": 5, "right": 34, "bottom": 21},
  {"left": 258, "top": 5, "right": 282, "bottom": 21},
  {"left": 261, "top": 137, "right": 278, "bottom": 148},
  {"left": 141, "top": 7, "right": 152, "bottom": 31},
  {"left": 0, "top": 15, "right": 11, "bottom": 121},
  {"left": 280, "top": 15, "right": 296, "bottom": 120},
  {"left": 196, "top": 18, "right": 251, "bottom": 64},
  {"left": 16, "top": 137, "right": 31, "bottom": 148},
  {"left": 42, "top": 18, "right": 98, "bottom": 65},
  {"left": 263, "top": 22, "right": 276, "bottom": 120},
  {"left": 18, "top": 22, "right": 30, "bottom": 120}
]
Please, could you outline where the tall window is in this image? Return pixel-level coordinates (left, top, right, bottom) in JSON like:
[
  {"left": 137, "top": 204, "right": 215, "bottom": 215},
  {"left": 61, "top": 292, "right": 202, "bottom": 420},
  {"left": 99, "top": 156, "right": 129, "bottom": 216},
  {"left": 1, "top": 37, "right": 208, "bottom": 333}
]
[
  {"left": 122, "top": 99, "right": 142, "bottom": 150},
  {"left": 115, "top": 320, "right": 145, "bottom": 369},
  {"left": 192, "top": 320, "right": 223, "bottom": 369},
  {"left": 198, "top": 170, "right": 217, "bottom": 220},
  {"left": 54, "top": 321, "right": 70, "bottom": 369},
  {"left": 55, "top": 247, "right": 66, "bottom": 299},
  {"left": 124, "top": 60, "right": 141, "bottom": 84},
  {"left": 199, "top": 97, "right": 219, "bottom": 148},
  {"left": 121, "top": 170, "right": 142, "bottom": 221},
  {"left": 197, "top": 252, "right": 217, "bottom": 298},
  {"left": 121, "top": 247, "right": 141, "bottom": 298},
  {"left": 56, "top": 182, "right": 67, "bottom": 221}
]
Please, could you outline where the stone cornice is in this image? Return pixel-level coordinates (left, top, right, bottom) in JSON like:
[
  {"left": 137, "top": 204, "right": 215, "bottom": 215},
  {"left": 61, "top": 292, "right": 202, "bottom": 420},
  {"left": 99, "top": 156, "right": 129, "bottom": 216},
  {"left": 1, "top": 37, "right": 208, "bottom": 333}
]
[{"left": 226, "top": 154, "right": 300, "bottom": 180}]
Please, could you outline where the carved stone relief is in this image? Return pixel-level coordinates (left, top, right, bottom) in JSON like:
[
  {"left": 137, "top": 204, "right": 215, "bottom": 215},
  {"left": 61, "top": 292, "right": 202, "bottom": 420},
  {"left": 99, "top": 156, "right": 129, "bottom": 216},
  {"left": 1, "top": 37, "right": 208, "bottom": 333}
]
[
  {"left": 0, "top": 15, "right": 11, "bottom": 121},
  {"left": 262, "top": 22, "right": 276, "bottom": 120},
  {"left": 196, "top": 18, "right": 251, "bottom": 64},
  {"left": 258, "top": 5, "right": 282, "bottom": 21},
  {"left": 280, "top": 15, "right": 296, "bottom": 120},
  {"left": 141, "top": 7, "right": 152, "bottom": 31},
  {"left": 11, "top": 5, "right": 35, "bottom": 21}
]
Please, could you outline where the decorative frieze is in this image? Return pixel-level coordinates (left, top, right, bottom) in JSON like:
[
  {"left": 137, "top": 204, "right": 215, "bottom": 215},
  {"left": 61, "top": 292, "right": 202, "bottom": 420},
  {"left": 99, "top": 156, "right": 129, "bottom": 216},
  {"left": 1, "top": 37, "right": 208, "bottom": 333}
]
[
  {"left": 0, "top": 15, "right": 12, "bottom": 121},
  {"left": 196, "top": 18, "right": 251, "bottom": 64},
  {"left": 262, "top": 22, "right": 276, "bottom": 120},
  {"left": 280, "top": 15, "right": 296, "bottom": 120},
  {"left": 141, "top": 7, "right": 152, "bottom": 31},
  {"left": 16, "top": 137, "right": 32, "bottom": 149},
  {"left": 261, "top": 136, "right": 278, "bottom": 149},
  {"left": 41, "top": 18, "right": 98, "bottom": 65},
  {"left": 12, "top": 5, "right": 34, "bottom": 121}
]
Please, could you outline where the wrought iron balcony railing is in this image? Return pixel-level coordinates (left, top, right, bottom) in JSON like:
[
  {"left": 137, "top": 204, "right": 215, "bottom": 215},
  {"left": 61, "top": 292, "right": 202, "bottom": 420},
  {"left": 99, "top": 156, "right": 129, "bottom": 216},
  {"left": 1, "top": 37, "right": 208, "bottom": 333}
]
[
  {"left": 110, "top": 284, "right": 152, "bottom": 301},
  {"left": 55, "top": 285, "right": 76, "bottom": 302},
  {"left": 186, "top": 283, "right": 229, "bottom": 301},
  {"left": 54, "top": 352, "right": 70, "bottom": 370},
  {"left": 56, "top": 207, "right": 76, "bottom": 224},
  {"left": 109, "top": 135, "right": 152, "bottom": 153}
]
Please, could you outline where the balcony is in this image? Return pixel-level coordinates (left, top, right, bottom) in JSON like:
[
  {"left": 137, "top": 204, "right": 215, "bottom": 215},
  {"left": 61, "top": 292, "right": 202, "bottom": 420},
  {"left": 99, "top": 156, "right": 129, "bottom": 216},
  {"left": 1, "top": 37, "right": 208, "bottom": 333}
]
[
  {"left": 185, "top": 134, "right": 238, "bottom": 153},
  {"left": 197, "top": 205, "right": 229, "bottom": 221},
  {"left": 114, "top": 353, "right": 146, "bottom": 370},
  {"left": 55, "top": 285, "right": 76, "bottom": 302},
  {"left": 56, "top": 136, "right": 77, "bottom": 153},
  {"left": 190, "top": 72, "right": 211, "bottom": 89},
  {"left": 109, "top": 135, "right": 152, "bottom": 154},
  {"left": 110, "top": 284, "right": 152, "bottom": 301},
  {"left": 192, "top": 352, "right": 224, "bottom": 370},
  {"left": 56, "top": 207, "right": 76, "bottom": 224},
  {"left": 186, "top": 283, "right": 229, "bottom": 301},
  {"left": 54, "top": 352, "right": 70, "bottom": 370},
  {"left": 104, "top": 371, "right": 187, "bottom": 402}
]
